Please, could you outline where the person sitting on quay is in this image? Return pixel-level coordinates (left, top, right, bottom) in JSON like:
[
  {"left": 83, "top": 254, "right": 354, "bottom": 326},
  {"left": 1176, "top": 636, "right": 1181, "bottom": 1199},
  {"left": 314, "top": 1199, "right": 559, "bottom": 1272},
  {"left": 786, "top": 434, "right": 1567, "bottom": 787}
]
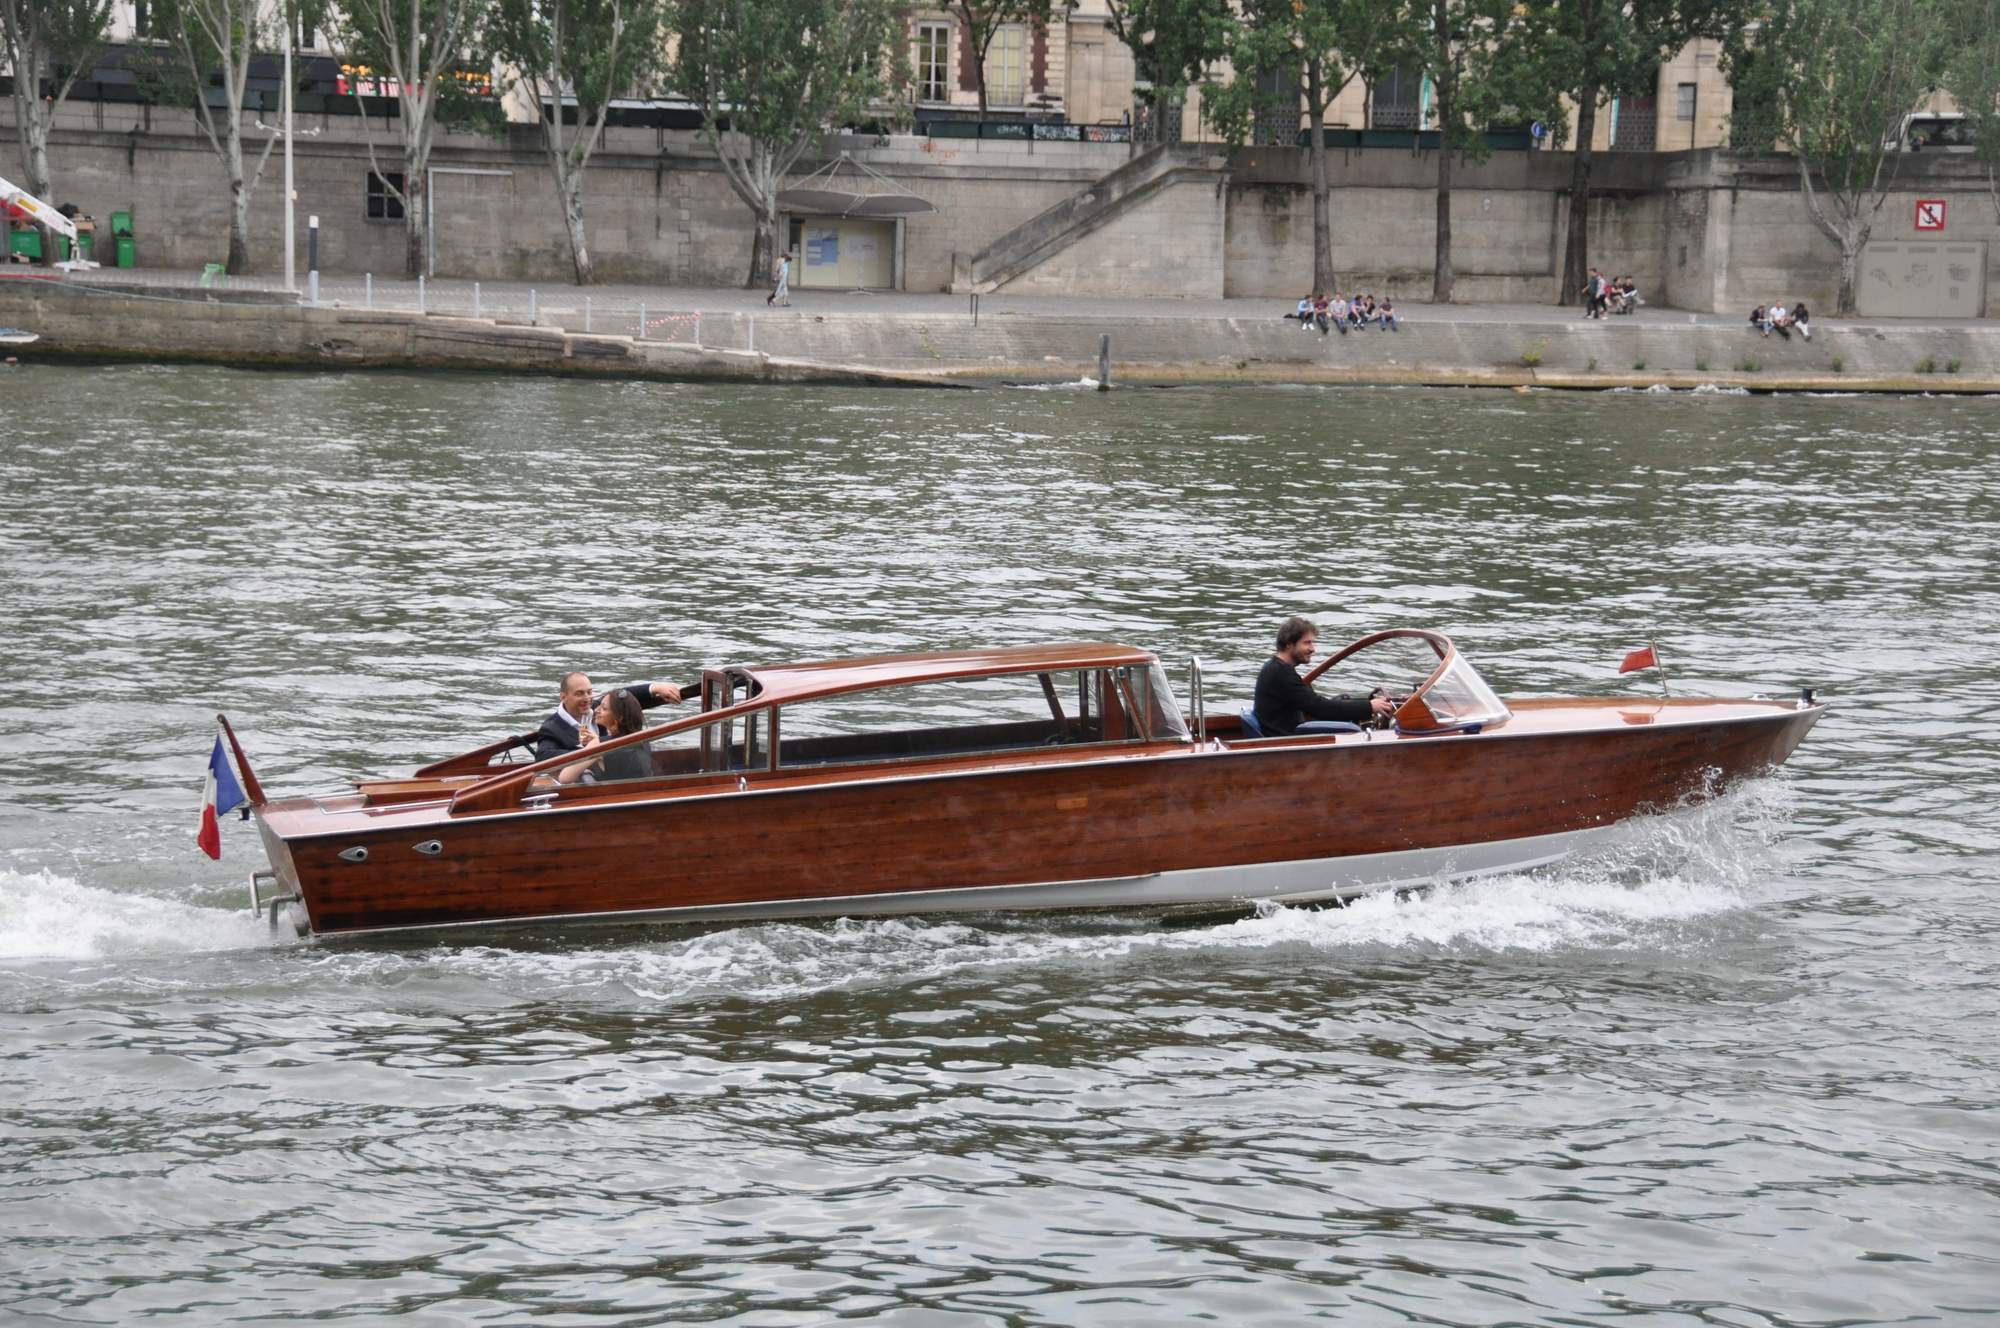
[
  {"left": 535, "top": 671, "right": 683, "bottom": 760},
  {"left": 1254, "top": 617, "right": 1397, "bottom": 737},
  {"left": 1328, "top": 292, "right": 1351, "bottom": 334},
  {"left": 1768, "top": 300, "right": 1793, "bottom": 340},
  {"left": 1295, "top": 294, "right": 1315, "bottom": 331},
  {"left": 1791, "top": 302, "right": 1811, "bottom": 341},
  {"left": 1347, "top": 293, "right": 1367, "bottom": 329},
  {"left": 1313, "top": 292, "right": 1333, "bottom": 334},
  {"left": 1377, "top": 297, "right": 1399, "bottom": 332},
  {"left": 1750, "top": 304, "right": 1770, "bottom": 337}
]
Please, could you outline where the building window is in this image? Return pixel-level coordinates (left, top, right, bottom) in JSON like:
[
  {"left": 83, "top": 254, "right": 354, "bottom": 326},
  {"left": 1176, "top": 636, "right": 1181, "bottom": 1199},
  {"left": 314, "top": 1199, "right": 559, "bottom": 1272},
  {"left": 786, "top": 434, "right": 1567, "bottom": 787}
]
[
  {"left": 1371, "top": 67, "right": 1423, "bottom": 131},
  {"left": 985, "top": 24, "right": 1026, "bottom": 107},
  {"left": 1676, "top": 82, "right": 1697, "bottom": 121},
  {"left": 366, "top": 172, "right": 405, "bottom": 222},
  {"left": 131, "top": 0, "right": 154, "bottom": 37},
  {"left": 915, "top": 22, "right": 950, "bottom": 104}
]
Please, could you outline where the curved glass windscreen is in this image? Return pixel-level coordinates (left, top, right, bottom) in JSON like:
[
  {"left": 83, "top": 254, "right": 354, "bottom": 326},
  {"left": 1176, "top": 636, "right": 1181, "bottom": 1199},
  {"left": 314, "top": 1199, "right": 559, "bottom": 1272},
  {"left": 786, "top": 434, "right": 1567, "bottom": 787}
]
[{"left": 1415, "top": 653, "right": 1511, "bottom": 729}]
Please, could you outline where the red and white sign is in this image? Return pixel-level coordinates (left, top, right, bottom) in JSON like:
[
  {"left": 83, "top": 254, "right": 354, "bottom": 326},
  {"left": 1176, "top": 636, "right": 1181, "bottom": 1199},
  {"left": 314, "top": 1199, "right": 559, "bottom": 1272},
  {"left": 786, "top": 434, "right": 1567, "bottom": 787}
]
[{"left": 1915, "top": 199, "right": 1947, "bottom": 231}]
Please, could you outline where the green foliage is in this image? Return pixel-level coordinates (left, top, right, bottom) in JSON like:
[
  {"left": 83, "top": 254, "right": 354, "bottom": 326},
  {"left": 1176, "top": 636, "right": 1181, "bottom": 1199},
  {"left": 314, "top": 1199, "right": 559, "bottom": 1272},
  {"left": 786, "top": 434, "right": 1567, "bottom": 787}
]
[
  {"left": 489, "top": 0, "right": 664, "bottom": 124},
  {"left": 1830, "top": 354, "right": 1844, "bottom": 372},
  {"left": 1521, "top": 338, "right": 1547, "bottom": 367},
  {"left": 1632, "top": 359, "right": 1646, "bottom": 370},
  {"left": 1914, "top": 355, "right": 1937, "bottom": 373},
  {"left": 1947, "top": 357, "right": 1962, "bottom": 373},
  {"left": 1204, "top": 0, "right": 1412, "bottom": 147},
  {"left": 332, "top": 0, "right": 502, "bottom": 137},
  {"left": 1587, "top": 355, "right": 1599, "bottom": 371},
  {"left": 1942, "top": 0, "right": 2000, "bottom": 216},
  {"left": 950, "top": 0, "right": 1060, "bottom": 117},
  {"left": 1103, "top": 0, "right": 1232, "bottom": 106},
  {"left": 1503, "top": 0, "right": 1727, "bottom": 148},
  {"left": 673, "top": 0, "right": 902, "bottom": 150},
  {"left": 1695, "top": 355, "right": 1710, "bottom": 371},
  {"left": 1736, "top": 357, "right": 1759, "bottom": 371}
]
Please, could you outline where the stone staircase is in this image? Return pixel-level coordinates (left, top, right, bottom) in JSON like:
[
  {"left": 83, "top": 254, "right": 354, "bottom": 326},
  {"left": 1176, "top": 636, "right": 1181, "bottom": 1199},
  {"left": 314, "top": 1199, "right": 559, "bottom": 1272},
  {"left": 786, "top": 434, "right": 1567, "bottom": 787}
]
[{"left": 949, "top": 145, "right": 1230, "bottom": 294}]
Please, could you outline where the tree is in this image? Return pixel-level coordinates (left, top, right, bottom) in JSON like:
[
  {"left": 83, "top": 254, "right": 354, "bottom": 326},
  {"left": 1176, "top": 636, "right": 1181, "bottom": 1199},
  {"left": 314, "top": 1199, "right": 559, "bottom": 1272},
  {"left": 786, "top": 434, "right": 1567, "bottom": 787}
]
[
  {"left": 145, "top": 0, "right": 280, "bottom": 275},
  {"left": 1508, "top": 0, "right": 1726, "bottom": 307},
  {"left": 331, "top": 0, "right": 499, "bottom": 279},
  {"left": 1398, "top": 0, "right": 1527, "bottom": 302},
  {"left": 0, "top": 0, "right": 112, "bottom": 208},
  {"left": 670, "top": 0, "right": 903, "bottom": 288},
  {"left": 1206, "top": 0, "right": 1408, "bottom": 294},
  {"left": 1942, "top": 0, "right": 2000, "bottom": 221},
  {"left": 1723, "top": 0, "right": 1953, "bottom": 313},
  {"left": 950, "top": 1, "right": 1057, "bottom": 121},
  {"left": 1101, "top": 0, "right": 1232, "bottom": 150},
  {"left": 488, "top": 0, "right": 664, "bottom": 285}
]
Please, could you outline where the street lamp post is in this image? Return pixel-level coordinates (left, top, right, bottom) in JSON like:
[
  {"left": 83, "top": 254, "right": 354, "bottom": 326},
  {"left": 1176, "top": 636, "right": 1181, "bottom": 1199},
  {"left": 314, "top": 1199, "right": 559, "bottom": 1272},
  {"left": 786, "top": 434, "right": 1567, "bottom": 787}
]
[{"left": 283, "top": 23, "right": 296, "bottom": 293}]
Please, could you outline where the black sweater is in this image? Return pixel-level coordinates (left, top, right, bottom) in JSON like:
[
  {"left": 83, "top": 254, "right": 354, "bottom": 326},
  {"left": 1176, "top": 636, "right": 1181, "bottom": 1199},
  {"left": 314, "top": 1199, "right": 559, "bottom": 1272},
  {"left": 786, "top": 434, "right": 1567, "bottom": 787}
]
[{"left": 1253, "top": 656, "right": 1371, "bottom": 735}]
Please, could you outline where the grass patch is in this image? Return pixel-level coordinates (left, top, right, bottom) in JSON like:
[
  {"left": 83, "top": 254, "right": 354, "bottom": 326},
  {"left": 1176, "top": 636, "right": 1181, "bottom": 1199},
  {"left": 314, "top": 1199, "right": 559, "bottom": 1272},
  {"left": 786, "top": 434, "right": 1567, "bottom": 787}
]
[
  {"left": 1915, "top": 355, "right": 1937, "bottom": 374},
  {"left": 1520, "top": 338, "right": 1548, "bottom": 368},
  {"left": 1830, "top": 354, "right": 1843, "bottom": 373},
  {"left": 1587, "top": 356, "right": 1599, "bottom": 372},
  {"left": 1736, "top": 358, "right": 1760, "bottom": 373},
  {"left": 1947, "top": 358, "right": 1962, "bottom": 374},
  {"left": 1695, "top": 356, "right": 1710, "bottom": 372},
  {"left": 1632, "top": 359, "right": 1646, "bottom": 371}
]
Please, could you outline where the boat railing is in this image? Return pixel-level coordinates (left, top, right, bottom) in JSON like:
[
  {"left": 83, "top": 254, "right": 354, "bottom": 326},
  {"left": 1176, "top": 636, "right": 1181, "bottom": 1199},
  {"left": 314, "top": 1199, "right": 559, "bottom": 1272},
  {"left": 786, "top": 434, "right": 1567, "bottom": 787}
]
[{"left": 1189, "top": 656, "right": 1206, "bottom": 744}]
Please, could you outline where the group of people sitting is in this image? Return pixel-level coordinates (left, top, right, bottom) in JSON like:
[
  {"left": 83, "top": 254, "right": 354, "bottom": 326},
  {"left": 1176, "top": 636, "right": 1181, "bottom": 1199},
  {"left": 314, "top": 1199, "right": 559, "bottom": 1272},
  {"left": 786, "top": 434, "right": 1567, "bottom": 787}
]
[
  {"left": 1291, "top": 291, "right": 1400, "bottom": 334},
  {"left": 1581, "top": 268, "right": 1644, "bottom": 318},
  {"left": 1750, "top": 301, "right": 1811, "bottom": 340},
  {"left": 534, "top": 671, "right": 684, "bottom": 784}
]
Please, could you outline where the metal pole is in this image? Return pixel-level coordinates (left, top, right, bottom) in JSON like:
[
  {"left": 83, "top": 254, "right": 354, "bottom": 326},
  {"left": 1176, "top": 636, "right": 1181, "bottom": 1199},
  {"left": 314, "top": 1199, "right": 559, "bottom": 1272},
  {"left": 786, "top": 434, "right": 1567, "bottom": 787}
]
[
  {"left": 693, "top": 312, "right": 701, "bottom": 349},
  {"left": 529, "top": 289, "right": 537, "bottom": 324},
  {"left": 638, "top": 302, "right": 646, "bottom": 339},
  {"left": 473, "top": 281, "right": 481, "bottom": 319},
  {"left": 365, "top": 272, "right": 372, "bottom": 309},
  {"left": 282, "top": 30, "right": 295, "bottom": 293},
  {"left": 584, "top": 296, "right": 591, "bottom": 333},
  {"left": 1097, "top": 334, "right": 1110, "bottom": 390},
  {"left": 417, "top": 274, "right": 425, "bottom": 314},
  {"left": 306, "top": 214, "right": 318, "bottom": 305},
  {"left": 747, "top": 317, "right": 754, "bottom": 355}
]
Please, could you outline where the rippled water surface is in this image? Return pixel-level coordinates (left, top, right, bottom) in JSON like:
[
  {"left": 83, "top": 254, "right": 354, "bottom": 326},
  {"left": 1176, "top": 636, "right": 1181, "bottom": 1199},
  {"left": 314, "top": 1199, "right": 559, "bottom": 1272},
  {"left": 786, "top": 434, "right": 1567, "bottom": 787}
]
[{"left": 3, "top": 367, "right": 1997, "bottom": 1325}]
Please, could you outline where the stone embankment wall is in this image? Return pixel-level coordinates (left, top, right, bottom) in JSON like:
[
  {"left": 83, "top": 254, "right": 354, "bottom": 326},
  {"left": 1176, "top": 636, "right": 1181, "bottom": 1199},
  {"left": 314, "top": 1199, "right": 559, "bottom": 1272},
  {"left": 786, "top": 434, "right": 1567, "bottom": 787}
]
[
  {"left": 7, "top": 277, "right": 1996, "bottom": 393},
  {"left": 11, "top": 99, "right": 1998, "bottom": 315}
]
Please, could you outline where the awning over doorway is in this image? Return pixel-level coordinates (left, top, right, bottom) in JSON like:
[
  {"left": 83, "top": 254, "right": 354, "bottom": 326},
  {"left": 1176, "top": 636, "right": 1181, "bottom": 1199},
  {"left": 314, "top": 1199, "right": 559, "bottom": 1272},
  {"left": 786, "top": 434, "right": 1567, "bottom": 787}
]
[{"left": 775, "top": 153, "right": 936, "bottom": 219}]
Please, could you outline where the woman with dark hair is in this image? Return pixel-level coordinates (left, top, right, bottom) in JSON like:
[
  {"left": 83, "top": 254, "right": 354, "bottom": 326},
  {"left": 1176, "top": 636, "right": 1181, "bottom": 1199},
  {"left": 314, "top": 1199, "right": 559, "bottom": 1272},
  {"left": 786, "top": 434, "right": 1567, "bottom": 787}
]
[{"left": 557, "top": 688, "right": 654, "bottom": 784}]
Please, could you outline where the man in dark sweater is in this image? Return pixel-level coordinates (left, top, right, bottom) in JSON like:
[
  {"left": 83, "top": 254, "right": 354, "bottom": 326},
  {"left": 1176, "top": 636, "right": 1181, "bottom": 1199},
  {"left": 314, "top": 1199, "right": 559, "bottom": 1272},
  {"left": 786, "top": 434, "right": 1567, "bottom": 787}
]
[
  {"left": 1253, "top": 617, "right": 1396, "bottom": 736},
  {"left": 534, "top": 671, "right": 683, "bottom": 759}
]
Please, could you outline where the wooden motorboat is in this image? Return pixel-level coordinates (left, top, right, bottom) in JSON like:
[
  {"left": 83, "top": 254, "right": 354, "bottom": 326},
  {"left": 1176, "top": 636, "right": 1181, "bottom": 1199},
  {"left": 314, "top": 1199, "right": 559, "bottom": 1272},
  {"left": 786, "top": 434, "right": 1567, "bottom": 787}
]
[{"left": 229, "top": 630, "right": 1825, "bottom": 939}]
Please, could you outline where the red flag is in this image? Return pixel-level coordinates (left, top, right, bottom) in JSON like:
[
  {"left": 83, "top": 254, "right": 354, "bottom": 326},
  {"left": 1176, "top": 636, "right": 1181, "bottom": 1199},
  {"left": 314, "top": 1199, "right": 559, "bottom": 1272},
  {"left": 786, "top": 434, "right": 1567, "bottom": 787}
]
[{"left": 1619, "top": 645, "right": 1658, "bottom": 675}]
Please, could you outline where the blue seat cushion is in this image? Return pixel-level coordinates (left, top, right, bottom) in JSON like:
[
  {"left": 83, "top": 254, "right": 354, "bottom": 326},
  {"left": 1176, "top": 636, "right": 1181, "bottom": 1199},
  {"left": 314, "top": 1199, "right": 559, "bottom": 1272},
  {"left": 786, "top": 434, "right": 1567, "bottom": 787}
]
[{"left": 1238, "top": 707, "right": 1264, "bottom": 738}]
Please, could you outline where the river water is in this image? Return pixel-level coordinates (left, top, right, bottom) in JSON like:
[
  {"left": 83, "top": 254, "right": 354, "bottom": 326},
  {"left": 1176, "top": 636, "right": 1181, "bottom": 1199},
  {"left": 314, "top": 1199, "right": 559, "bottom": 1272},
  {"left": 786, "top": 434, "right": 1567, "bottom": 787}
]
[{"left": 2, "top": 366, "right": 1996, "bottom": 1325}]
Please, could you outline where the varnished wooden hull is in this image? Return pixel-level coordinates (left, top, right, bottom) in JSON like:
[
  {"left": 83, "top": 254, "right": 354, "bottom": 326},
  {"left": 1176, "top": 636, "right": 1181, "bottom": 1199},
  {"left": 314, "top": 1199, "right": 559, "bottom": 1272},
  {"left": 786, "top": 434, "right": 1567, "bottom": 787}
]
[{"left": 258, "top": 701, "right": 1823, "bottom": 938}]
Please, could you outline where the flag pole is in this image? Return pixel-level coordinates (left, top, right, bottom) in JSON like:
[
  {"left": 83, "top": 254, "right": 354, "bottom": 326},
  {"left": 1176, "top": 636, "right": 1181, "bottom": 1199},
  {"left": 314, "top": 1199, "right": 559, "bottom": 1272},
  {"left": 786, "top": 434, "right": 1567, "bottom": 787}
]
[{"left": 1651, "top": 637, "right": 1671, "bottom": 699}]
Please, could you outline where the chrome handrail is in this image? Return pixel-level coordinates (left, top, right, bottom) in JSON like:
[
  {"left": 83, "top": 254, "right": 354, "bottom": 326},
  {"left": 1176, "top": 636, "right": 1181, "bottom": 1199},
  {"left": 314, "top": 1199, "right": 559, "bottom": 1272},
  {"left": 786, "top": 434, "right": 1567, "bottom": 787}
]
[{"left": 1189, "top": 656, "right": 1206, "bottom": 744}]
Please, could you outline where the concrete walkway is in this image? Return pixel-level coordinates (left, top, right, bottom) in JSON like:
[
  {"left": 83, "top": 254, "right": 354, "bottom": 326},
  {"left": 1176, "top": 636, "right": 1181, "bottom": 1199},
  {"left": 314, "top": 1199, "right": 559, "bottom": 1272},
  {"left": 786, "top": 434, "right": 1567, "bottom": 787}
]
[{"left": 35, "top": 264, "right": 1988, "bottom": 333}]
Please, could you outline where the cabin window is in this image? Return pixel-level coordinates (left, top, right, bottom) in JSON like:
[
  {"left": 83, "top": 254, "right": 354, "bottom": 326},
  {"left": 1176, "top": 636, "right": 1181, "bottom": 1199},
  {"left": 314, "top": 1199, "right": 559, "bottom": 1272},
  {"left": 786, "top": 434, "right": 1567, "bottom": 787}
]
[{"left": 771, "top": 667, "right": 1186, "bottom": 771}]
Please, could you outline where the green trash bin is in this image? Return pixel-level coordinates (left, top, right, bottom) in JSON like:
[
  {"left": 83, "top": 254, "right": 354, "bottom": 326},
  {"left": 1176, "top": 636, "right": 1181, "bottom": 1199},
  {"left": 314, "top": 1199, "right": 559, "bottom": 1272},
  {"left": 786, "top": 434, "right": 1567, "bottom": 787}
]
[
  {"left": 115, "top": 235, "right": 136, "bottom": 268},
  {"left": 7, "top": 228, "right": 40, "bottom": 260},
  {"left": 110, "top": 210, "right": 134, "bottom": 237}
]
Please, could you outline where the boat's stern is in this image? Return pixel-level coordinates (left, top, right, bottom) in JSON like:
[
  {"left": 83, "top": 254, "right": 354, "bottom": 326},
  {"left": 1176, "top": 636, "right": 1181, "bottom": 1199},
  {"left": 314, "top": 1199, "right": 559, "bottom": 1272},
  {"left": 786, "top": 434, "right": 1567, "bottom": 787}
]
[{"left": 247, "top": 799, "right": 313, "bottom": 936}]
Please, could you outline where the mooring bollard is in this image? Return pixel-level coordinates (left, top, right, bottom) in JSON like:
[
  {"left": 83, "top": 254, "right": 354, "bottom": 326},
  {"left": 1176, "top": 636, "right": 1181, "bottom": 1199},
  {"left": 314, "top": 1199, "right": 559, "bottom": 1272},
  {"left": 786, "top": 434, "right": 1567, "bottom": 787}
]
[
  {"left": 1098, "top": 334, "right": 1111, "bottom": 391},
  {"left": 473, "top": 282, "right": 481, "bottom": 319},
  {"left": 693, "top": 312, "right": 702, "bottom": 350},
  {"left": 584, "top": 296, "right": 591, "bottom": 333},
  {"left": 638, "top": 303, "right": 646, "bottom": 339},
  {"left": 365, "top": 273, "right": 373, "bottom": 309},
  {"left": 529, "top": 289, "right": 538, "bottom": 325},
  {"left": 306, "top": 215, "right": 319, "bottom": 306},
  {"left": 971, "top": 292, "right": 980, "bottom": 327},
  {"left": 417, "top": 275, "right": 426, "bottom": 314}
]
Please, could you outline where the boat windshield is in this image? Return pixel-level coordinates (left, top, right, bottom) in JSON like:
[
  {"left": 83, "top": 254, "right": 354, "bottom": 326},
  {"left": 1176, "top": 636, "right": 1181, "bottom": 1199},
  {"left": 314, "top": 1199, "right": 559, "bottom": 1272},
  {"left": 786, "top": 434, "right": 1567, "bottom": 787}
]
[{"left": 1415, "top": 652, "right": 1511, "bottom": 730}]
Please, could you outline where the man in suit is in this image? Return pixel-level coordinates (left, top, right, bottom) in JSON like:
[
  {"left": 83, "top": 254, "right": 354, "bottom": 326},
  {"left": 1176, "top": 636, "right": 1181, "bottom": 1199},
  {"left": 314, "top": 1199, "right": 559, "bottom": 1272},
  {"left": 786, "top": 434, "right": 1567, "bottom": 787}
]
[{"left": 535, "top": 671, "right": 683, "bottom": 759}]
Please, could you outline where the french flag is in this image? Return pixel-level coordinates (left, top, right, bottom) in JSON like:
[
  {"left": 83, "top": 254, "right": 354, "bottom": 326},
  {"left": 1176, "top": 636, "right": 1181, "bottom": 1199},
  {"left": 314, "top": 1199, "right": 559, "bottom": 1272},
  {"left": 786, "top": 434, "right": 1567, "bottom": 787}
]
[{"left": 197, "top": 734, "right": 247, "bottom": 860}]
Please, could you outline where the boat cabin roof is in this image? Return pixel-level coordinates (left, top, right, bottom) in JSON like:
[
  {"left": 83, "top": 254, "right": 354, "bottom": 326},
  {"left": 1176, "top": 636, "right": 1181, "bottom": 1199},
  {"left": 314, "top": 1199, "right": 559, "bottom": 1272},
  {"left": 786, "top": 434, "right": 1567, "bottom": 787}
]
[{"left": 739, "top": 642, "right": 1158, "bottom": 705}]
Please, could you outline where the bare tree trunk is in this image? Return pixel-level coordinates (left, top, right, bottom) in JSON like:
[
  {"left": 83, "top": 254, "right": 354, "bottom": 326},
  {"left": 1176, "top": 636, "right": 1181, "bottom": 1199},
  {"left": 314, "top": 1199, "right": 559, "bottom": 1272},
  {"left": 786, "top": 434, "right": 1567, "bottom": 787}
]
[
  {"left": 748, "top": 203, "right": 778, "bottom": 289},
  {"left": 22, "top": 112, "right": 53, "bottom": 201},
  {"left": 1561, "top": 84, "right": 1599, "bottom": 306},
  {"left": 227, "top": 180, "right": 251, "bottom": 274},
  {"left": 404, "top": 166, "right": 427, "bottom": 279},
  {"left": 1430, "top": 0, "right": 1455, "bottom": 303},
  {"left": 1307, "top": 57, "right": 1333, "bottom": 294},
  {"left": 1837, "top": 232, "right": 1861, "bottom": 316},
  {"left": 558, "top": 170, "right": 594, "bottom": 286}
]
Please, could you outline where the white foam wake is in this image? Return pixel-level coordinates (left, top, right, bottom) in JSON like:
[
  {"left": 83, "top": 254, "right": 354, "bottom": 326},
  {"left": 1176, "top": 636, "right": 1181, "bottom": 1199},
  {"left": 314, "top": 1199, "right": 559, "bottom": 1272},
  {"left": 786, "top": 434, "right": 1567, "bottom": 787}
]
[{"left": 0, "top": 869, "right": 272, "bottom": 961}]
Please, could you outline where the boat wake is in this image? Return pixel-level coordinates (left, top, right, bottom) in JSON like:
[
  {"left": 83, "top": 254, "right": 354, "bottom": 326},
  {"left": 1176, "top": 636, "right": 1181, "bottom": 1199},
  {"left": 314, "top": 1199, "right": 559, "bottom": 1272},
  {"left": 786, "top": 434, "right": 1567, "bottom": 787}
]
[
  {"left": 0, "top": 868, "right": 274, "bottom": 962},
  {"left": 0, "top": 785, "right": 1794, "bottom": 1008}
]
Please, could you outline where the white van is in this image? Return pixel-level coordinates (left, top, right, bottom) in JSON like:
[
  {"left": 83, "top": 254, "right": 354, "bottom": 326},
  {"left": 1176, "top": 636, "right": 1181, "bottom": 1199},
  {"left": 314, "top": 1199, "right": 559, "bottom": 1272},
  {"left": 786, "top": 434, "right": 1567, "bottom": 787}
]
[{"left": 1895, "top": 112, "right": 1974, "bottom": 152}]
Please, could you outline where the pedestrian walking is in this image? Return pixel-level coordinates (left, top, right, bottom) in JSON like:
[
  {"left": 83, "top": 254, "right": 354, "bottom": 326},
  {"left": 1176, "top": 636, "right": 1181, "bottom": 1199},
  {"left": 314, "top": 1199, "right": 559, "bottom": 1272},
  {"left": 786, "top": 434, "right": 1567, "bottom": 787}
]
[{"left": 767, "top": 251, "right": 791, "bottom": 307}]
